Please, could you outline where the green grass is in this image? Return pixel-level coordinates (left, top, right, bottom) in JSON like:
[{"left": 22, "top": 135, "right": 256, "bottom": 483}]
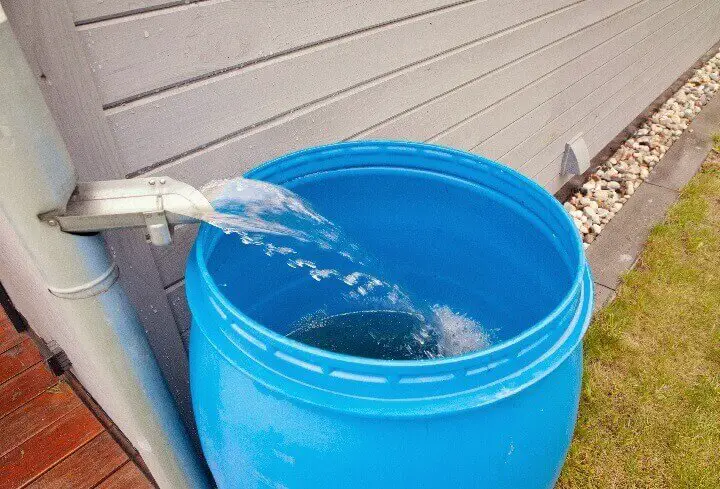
[
  {"left": 712, "top": 132, "right": 720, "bottom": 153},
  {"left": 556, "top": 158, "right": 720, "bottom": 489}
]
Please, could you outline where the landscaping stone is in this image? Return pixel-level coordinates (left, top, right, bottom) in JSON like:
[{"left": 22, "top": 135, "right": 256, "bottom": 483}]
[{"left": 563, "top": 49, "right": 720, "bottom": 242}]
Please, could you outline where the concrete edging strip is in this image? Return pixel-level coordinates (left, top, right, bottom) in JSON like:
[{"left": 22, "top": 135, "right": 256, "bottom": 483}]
[{"left": 586, "top": 92, "right": 720, "bottom": 311}]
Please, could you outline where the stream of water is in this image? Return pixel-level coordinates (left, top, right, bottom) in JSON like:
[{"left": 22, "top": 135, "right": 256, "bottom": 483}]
[{"left": 198, "top": 178, "right": 492, "bottom": 360}]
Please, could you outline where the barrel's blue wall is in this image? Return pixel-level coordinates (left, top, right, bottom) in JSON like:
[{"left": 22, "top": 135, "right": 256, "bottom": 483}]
[
  {"left": 186, "top": 142, "right": 593, "bottom": 488},
  {"left": 191, "top": 326, "right": 583, "bottom": 489}
]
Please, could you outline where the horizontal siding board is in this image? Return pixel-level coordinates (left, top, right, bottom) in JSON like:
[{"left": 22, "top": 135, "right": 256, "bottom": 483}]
[
  {"left": 473, "top": 0, "right": 705, "bottom": 165},
  {"left": 582, "top": 36, "right": 720, "bottom": 158},
  {"left": 541, "top": 15, "right": 720, "bottom": 191},
  {"left": 514, "top": 0, "right": 717, "bottom": 180},
  {"left": 68, "top": 0, "right": 200, "bottom": 24},
  {"left": 536, "top": 4, "right": 720, "bottom": 189},
  {"left": 135, "top": 0, "right": 634, "bottom": 178},
  {"left": 107, "top": 0, "right": 579, "bottom": 168},
  {"left": 356, "top": 0, "right": 658, "bottom": 142},
  {"left": 81, "top": 0, "right": 474, "bottom": 104},
  {"left": 499, "top": 0, "right": 708, "bottom": 169},
  {"left": 2, "top": 1, "right": 129, "bottom": 181},
  {"left": 582, "top": 21, "right": 720, "bottom": 158},
  {"left": 455, "top": 0, "right": 695, "bottom": 158}
]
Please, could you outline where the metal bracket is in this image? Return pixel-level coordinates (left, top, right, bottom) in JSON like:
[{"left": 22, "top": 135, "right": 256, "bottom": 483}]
[
  {"left": 45, "top": 340, "right": 72, "bottom": 376},
  {"left": 561, "top": 134, "right": 591, "bottom": 175},
  {"left": 38, "top": 177, "right": 213, "bottom": 246}
]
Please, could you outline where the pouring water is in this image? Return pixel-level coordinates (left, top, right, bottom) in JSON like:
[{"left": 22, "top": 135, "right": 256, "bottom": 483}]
[{"left": 197, "top": 177, "right": 493, "bottom": 360}]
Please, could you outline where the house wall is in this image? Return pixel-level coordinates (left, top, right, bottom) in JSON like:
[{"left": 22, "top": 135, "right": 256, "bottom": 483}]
[{"left": 4, "top": 0, "right": 720, "bottom": 433}]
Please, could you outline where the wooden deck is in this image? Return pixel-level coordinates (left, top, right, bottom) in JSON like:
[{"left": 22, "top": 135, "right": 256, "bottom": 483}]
[{"left": 0, "top": 305, "right": 156, "bottom": 488}]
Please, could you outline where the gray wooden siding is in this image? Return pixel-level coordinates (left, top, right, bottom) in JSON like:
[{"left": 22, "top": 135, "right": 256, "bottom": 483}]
[
  {"left": 99, "top": 0, "right": 579, "bottom": 169},
  {"left": 85, "top": 0, "right": 720, "bottom": 342},
  {"left": 79, "top": 0, "right": 477, "bottom": 104},
  {"left": 68, "top": 0, "right": 203, "bottom": 24},
  {"left": 9, "top": 0, "right": 720, "bottom": 417}
]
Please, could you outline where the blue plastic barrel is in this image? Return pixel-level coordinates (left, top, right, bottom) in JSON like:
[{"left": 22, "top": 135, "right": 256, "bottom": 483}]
[{"left": 186, "top": 141, "right": 593, "bottom": 489}]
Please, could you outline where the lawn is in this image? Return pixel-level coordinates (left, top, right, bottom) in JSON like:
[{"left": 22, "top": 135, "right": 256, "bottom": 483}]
[{"left": 556, "top": 151, "right": 720, "bottom": 488}]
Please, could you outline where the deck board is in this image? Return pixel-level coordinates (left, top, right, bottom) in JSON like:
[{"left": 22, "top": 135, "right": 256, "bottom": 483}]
[
  {"left": 0, "top": 303, "right": 156, "bottom": 488},
  {"left": 0, "top": 319, "right": 23, "bottom": 354},
  {"left": 0, "top": 406, "right": 104, "bottom": 487},
  {"left": 0, "top": 362, "right": 56, "bottom": 418},
  {"left": 25, "top": 431, "right": 129, "bottom": 489},
  {"left": 96, "top": 461, "right": 155, "bottom": 489},
  {"left": 0, "top": 338, "right": 43, "bottom": 384},
  {"left": 0, "top": 382, "right": 82, "bottom": 457}
]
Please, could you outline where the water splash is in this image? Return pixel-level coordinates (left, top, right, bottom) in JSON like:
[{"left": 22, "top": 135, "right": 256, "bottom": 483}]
[
  {"left": 199, "top": 178, "right": 411, "bottom": 311},
  {"left": 198, "top": 177, "right": 492, "bottom": 359},
  {"left": 429, "top": 305, "right": 492, "bottom": 358},
  {"left": 286, "top": 305, "right": 494, "bottom": 360}
]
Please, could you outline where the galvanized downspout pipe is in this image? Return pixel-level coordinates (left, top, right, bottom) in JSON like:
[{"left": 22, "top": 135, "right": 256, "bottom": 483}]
[{"left": 0, "top": 8, "right": 210, "bottom": 489}]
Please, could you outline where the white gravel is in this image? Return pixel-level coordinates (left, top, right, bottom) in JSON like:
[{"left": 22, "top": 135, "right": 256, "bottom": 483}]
[{"left": 563, "top": 50, "right": 720, "bottom": 250}]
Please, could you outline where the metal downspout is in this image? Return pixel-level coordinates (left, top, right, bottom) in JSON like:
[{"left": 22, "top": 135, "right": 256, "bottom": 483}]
[{"left": 0, "top": 8, "right": 210, "bottom": 488}]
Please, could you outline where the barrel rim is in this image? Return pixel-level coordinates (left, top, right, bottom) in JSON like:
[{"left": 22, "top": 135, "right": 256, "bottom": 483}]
[
  {"left": 195, "top": 141, "right": 584, "bottom": 362},
  {"left": 188, "top": 141, "right": 591, "bottom": 412}
]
